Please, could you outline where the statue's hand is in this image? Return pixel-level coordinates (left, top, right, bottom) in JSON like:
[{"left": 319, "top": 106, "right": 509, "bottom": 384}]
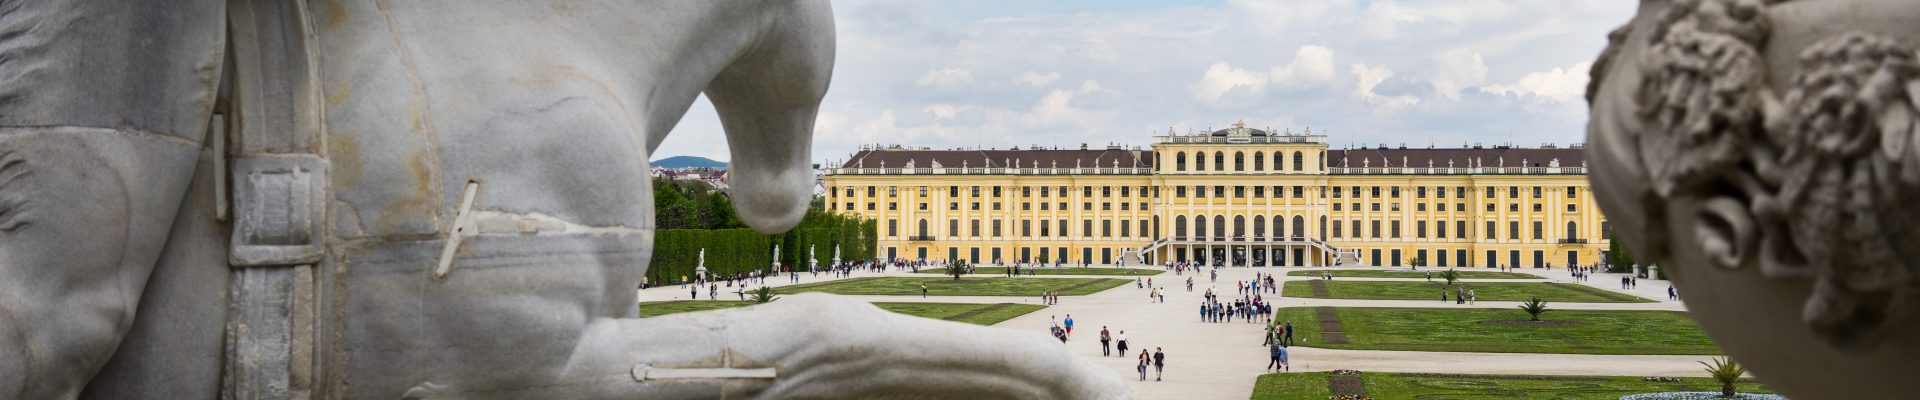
[
  {"left": 581, "top": 293, "right": 1132, "bottom": 399},
  {"left": 732, "top": 294, "right": 1133, "bottom": 399}
]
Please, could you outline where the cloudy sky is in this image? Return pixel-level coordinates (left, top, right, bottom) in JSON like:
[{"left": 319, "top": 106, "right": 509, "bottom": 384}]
[{"left": 653, "top": 0, "right": 1637, "bottom": 164}]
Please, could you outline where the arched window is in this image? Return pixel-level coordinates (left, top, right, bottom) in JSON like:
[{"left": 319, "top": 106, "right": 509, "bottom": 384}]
[
  {"left": 1293, "top": 151, "right": 1305, "bottom": 171},
  {"left": 1234, "top": 215, "right": 1246, "bottom": 237},
  {"left": 1194, "top": 216, "right": 1207, "bottom": 240},
  {"left": 1319, "top": 216, "right": 1329, "bottom": 239},
  {"left": 1253, "top": 215, "right": 1267, "bottom": 237},
  {"left": 1174, "top": 215, "right": 1187, "bottom": 238},
  {"left": 1254, "top": 152, "right": 1265, "bottom": 171},
  {"left": 1293, "top": 215, "right": 1307, "bottom": 240},
  {"left": 1214, "top": 152, "right": 1225, "bottom": 171},
  {"left": 1175, "top": 152, "right": 1186, "bottom": 171},
  {"left": 1567, "top": 221, "right": 1578, "bottom": 239},
  {"left": 1234, "top": 152, "right": 1245, "bottom": 172},
  {"left": 1213, "top": 215, "right": 1226, "bottom": 239},
  {"left": 1196, "top": 152, "right": 1207, "bottom": 171},
  {"left": 918, "top": 219, "right": 929, "bottom": 237}
]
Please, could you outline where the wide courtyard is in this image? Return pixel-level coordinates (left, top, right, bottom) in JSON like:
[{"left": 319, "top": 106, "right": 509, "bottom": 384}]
[{"left": 637, "top": 265, "right": 1766, "bottom": 399}]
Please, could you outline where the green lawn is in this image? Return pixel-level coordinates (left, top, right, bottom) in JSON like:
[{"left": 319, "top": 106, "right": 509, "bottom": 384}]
[
  {"left": 1283, "top": 280, "right": 1651, "bottom": 303},
  {"left": 640, "top": 300, "right": 1045, "bottom": 326},
  {"left": 1287, "top": 269, "right": 1543, "bottom": 279},
  {"left": 1273, "top": 307, "right": 1721, "bottom": 355},
  {"left": 916, "top": 267, "right": 1164, "bottom": 276},
  {"left": 1253, "top": 372, "right": 1771, "bottom": 399},
  {"left": 772, "top": 277, "right": 1130, "bottom": 297}
]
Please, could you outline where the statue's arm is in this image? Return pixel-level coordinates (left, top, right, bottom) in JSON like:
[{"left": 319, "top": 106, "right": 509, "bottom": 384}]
[
  {"left": 554, "top": 294, "right": 1132, "bottom": 399},
  {"left": 0, "top": 1, "right": 223, "bottom": 398}
]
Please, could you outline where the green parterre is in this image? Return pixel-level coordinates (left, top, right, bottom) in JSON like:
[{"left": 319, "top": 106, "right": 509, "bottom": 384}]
[
  {"left": 1251, "top": 372, "right": 1772, "bottom": 399},
  {"left": 1282, "top": 280, "right": 1651, "bottom": 303},
  {"left": 772, "top": 277, "right": 1130, "bottom": 296},
  {"left": 639, "top": 300, "right": 1045, "bottom": 326},
  {"left": 915, "top": 267, "right": 1165, "bottom": 276},
  {"left": 1285, "top": 269, "right": 1543, "bottom": 279},
  {"left": 1273, "top": 307, "right": 1721, "bottom": 355}
]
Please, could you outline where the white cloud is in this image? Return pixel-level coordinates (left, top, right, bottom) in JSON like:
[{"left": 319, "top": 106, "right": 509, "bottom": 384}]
[
  {"left": 915, "top": 68, "right": 975, "bottom": 90},
  {"left": 1430, "top": 50, "right": 1488, "bottom": 100},
  {"left": 1270, "top": 45, "right": 1338, "bottom": 87},
  {"left": 1352, "top": 63, "right": 1419, "bottom": 110},
  {"left": 1482, "top": 61, "right": 1593, "bottom": 102},
  {"left": 1016, "top": 70, "right": 1062, "bottom": 88},
  {"left": 1076, "top": 79, "right": 1108, "bottom": 94},
  {"left": 1191, "top": 62, "right": 1269, "bottom": 106},
  {"left": 924, "top": 104, "right": 962, "bottom": 120}
]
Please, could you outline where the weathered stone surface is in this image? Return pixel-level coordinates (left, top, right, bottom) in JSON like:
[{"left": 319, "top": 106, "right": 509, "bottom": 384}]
[
  {"left": 6, "top": 1, "right": 1131, "bottom": 399},
  {"left": 1588, "top": 1, "right": 1920, "bottom": 399}
]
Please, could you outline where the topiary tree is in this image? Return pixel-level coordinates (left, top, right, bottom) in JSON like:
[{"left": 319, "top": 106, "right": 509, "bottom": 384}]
[
  {"left": 1701, "top": 356, "right": 1746, "bottom": 397},
  {"left": 1518, "top": 296, "right": 1549, "bottom": 321}
]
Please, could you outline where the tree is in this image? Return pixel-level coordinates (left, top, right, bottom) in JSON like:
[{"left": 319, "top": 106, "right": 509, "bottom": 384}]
[
  {"left": 1406, "top": 255, "right": 1426, "bottom": 270},
  {"left": 1518, "top": 297, "right": 1549, "bottom": 321},
  {"left": 1607, "top": 231, "right": 1636, "bottom": 274},
  {"left": 948, "top": 259, "right": 969, "bottom": 281},
  {"left": 1439, "top": 268, "right": 1460, "bottom": 286},
  {"left": 1701, "top": 356, "right": 1746, "bottom": 396},
  {"left": 751, "top": 286, "right": 778, "bottom": 304}
]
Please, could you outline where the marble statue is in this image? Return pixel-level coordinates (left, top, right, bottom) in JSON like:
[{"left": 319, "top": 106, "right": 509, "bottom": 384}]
[
  {"left": 0, "top": 1, "right": 1127, "bottom": 399},
  {"left": 1587, "top": 1, "right": 1920, "bottom": 398}
]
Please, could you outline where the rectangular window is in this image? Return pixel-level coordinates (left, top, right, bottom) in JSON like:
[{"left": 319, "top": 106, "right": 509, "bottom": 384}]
[
  {"left": 1567, "top": 204, "right": 1577, "bottom": 213},
  {"left": 1021, "top": 203, "right": 1031, "bottom": 211},
  {"left": 992, "top": 187, "right": 1002, "bottom": 197},
  {"left": 888, "top": 203, "right": 897, "bottom": 211},
  {"left": 1486, "top": 221, "right": 1497, "bottom": 239},
  {"left": 919, "top": 203, "right": 928, "bottom": 210},
  {"left": 1436, "top": 186, "right": 1446, "bottom": 199},
  {"left": 992, "top": 220, "right": 1002, "bottom": 237},
  {"left": 1121, "top": 203, "right": 1129, "bottom": 211},
  {"left": 1371, "top": 203, "right": 1381, "bottom": 212},
  {"left": 1351, "top": 220, "right": 1360, "bottom": 238},
  {"left": 1235, "top": 186, "right": 1246, "bottom": 198},
  {"left": 1332, "top": 222, "right": 1343, "bottom": 238},
  {"left": 1487, "top": 204, "right": 1496, "bottom": 212},
  {"left": 889, "top": 187, "right": 898, "bottom": 197},
  {"left": 1102, "top": 186, "right": 1112, "bottom": 198},
  {"left": 1533, "top": 204, "right": 1543, "bottom": 212},
  {"left": 1040, "top": 202, "right": 1049, "bottom": 211},
  {"left": 1567, "top": 186, "right": 1578, "bottom": 198},
  {"left": 1510, "top": 204, "right": 1519, "bottom": 212},
  {"left": 1293, "top": 186, "right": 1304, "bottom": 198},
  {"left": 1039, "top": 220, "right": 1050, "bottom": 237},
  {"left": 949, "top": 220, "right": 959, "bottom": 237},
  {"left": 1102, "top": 220, "right": 1112, "bottom": 237},
  {"left": 971, "top": 186, "right": 980, "bottom": 197},
  {"left": 949, "top": 202, "right": 958, "bottom": 210},
  {"left": 1197, "top": 185, "right": 1207, "bottom": 198},
  {"left": 1457, "top": 187, "right": 1466, "bottom": 198},
  {"left": 1021, "top": 220, "right": 1031, "bottom": 237},
  {"left": 1084, "top": 187, "right": 1093, "bottom": 197},
  {"left": 1254, "top": 186, "right": 1265, "bottom": 197},
  {"left": 1456, "top": 203, "right": 1465, "bottom": 212},
  {"left": 1533, "top": 220, "right": 1544, "bottom": 240},
  {"left": 1417, "top": 187, "right": 1426, "bottom": 198},
  {"left": 1022, "top": 187, "right": 1031, "bottom": 197},
  {"left": 1084, "top": 220, "right": 1094, "bottom": 237},
  {"left": 1372, "top": 186, "right": 1381, "bottom": 198},
  {"left": 1121, "top": 187, "right": 1130, "bottom": 197},
  {"left": 1436, "top": 220, "right": 1446, "bottom": 238},
  {"left": 1059, "top": 220, "right": 1069, "bottom": 237},
  {"left": 1509, "top": 186, "right": 1519, "bottom": 198},
  {"left": 1177, "top": 186, "right": 1187, "bottom": 197},
  {"left": 1058, "top": 202, "right": 1067, "bottom": 210},
  {"left": 1533, "top": 186, "right": 1543, "bottom": 198},
  {"left": 1417, "top": 203, "right": 1426, "bottom": 212},
  {"left": 887, "top": 220, "right": 898, "bottom": 236},
  {"left": 1083, "top": 202, "right": 1092, "bottom": 211},
  {"left": 1509, "top": 220, "right": 1521, "bottom": 240},
  {"left": 1040, "top": 186, "right": 1049, "bottom": 197},
  {"left": 1102, "top": 202, "right": 1111, "bottom": 211},
  {"left": 971, "top": 220, "right": 981, "bottom": 237},
  {"left": 992, "top": 202, "right": 1002, "bottom": 211},
  {"left": 1333, "top": 203, "right": 1343, "bottom": 211},
  {"left": 1352, "top": 187, "right": 1362, "bottom": 198},
  {"left": 1417, "top": 221, "right": 1427, "bottom": 238},
  {"left": 1120, "top": 221, "right": 1130, "bottom": 237},
  {"left": 1333, "top": 187, "right": 1342, "bottom": 198},
  {"left": 1457, "top": 220, "right": 1468, "bottom": 239},
  {"left": 1487, "top": 187, "right": 1496, "bottom": 198},
  {"left": 868, "top": 186, "right": 877, "bottom": 197},
  {"left": 1391, "top": 221, "right": 1401, "bottom": 238},
  {"left": 1391, "top": 187, "right": 1401, "bottom": 198},
  {"left": 971, "top": 202, "right": 980, "bottom": 211},
  {"left": 1371, "top": 220, "right": 1382, "bottom": 238},
  {"left": 1214, "top": 186, "right": 1225, "bottom": 197}
]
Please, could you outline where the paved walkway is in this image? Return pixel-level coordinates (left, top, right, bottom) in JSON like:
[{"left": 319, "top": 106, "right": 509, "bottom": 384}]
[{"left": 634, "top": 265, "right": 1706, "bottom": 399}]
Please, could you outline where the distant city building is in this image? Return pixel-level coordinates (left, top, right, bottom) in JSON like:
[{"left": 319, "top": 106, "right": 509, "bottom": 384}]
[
  {"left": 822, "top": 120, "right": 1609, "bottom": 267},
  {"left": 651, "top": 167, "right": 730, "bottom": 191}
]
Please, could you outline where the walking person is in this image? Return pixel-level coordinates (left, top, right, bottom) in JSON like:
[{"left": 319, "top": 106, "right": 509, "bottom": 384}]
[
  {"left": 1153, "top": 347, "right": 1166, "bottom": 381},
  {"left": 1136, "top": 350, "right": 1150, "bottom": 381},
  {"left": 1283, "top": 321, "right": 1294, "bottom": 347},
  {"left": 1064, "top": 314, "right": 1075, "bottom": 337},
  {"left": 1469, "top": 289, "right": 1477, "bottom": 305},
  {"left": 921, "top": 283, "right": 928, "bottom": 298},
  {"left": 1271, "top": 342, "right": 1290, "bottom": 371},
  {"left": 1116, "top": 330, "right": 1129, "bottom": 356},
  {"left": 1100, "top": 326, "right": 1112, "bottom": 356}
]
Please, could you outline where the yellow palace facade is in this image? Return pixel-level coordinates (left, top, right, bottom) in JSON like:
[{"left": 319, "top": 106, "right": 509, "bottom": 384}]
[{"left": 821, "top": 121, "right": 1610, "bottom": 269}]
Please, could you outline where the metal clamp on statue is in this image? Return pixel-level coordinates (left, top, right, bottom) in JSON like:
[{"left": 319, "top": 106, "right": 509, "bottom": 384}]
[
  {"left": 0, "top": 1, "right": 1130, "bottom": 399},
  {"left": 1588, "top": 1, "right": 1920, "bottom": 399}
]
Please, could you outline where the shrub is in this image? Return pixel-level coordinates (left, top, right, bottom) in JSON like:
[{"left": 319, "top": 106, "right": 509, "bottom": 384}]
[
  {"left": 1519, "top": 297, "right": 1549, "bottom": 321},
  {"left": 1700, "top": 356, "right": 1746, "bottom": 396}
]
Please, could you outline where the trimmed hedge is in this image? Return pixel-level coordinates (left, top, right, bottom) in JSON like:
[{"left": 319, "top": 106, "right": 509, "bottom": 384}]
[{"left": 649, "top": 208, "right": 875, "bottom": 285}]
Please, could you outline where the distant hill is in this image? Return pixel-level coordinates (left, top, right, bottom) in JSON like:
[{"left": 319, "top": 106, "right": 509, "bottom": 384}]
[{"left": 652, "top": 156, "right": 728, "bottom": 169}]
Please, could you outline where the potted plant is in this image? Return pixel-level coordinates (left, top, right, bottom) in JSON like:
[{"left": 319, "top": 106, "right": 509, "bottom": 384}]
[
  {"left": 1701, "top": 356, "right": 1746, "bottom": 397},
  {"left": 1518, "top": 297, "right": 1549, "bottom": 321}
]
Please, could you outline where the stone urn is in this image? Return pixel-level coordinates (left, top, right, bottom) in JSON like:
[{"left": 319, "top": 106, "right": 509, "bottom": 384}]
[{"left": 1587, "top": 1, "right": 1920, "bottom": 398}]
